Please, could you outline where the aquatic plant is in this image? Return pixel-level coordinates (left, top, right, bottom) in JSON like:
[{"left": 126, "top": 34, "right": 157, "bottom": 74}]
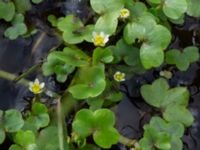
[{"left": 0, "top": 0, "right": 200, "bottom": 149}]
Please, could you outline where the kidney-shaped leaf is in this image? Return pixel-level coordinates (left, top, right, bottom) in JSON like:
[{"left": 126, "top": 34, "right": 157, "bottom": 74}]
[
  {"left": 69, "top": 65, "right": 106, "bottom": 99},
  {"left": 14, "top": 130, "right": 35, "bottom": 148},
  {"left": 4, "top": 109, "right": 24, "bottom": 132},
  {"left": 140, "top": 78, "right": 169, "bottom": 108},
  {"left": 163, "top": 105, "right": 194, "bottom": 127},
  {"left": 72, "top": 109, "right": 94, "bottom": 138},
  {"left": 90, "top": 0, "right": 124, "bottom": 14},
  {"left": 0, "top": 2, "right": 15, "bottom": 21},
  {"left": 93, "top": 128, "right": 119, "bottom": 149},
  {"left": 187, "top": 0, "right": 200, "bottom": 17},
  {"left": 93, "top": 47, "right": 113, "bottom": 65},
  {"left": 163, "top": 0, "right": 187, "bottom": 19}
]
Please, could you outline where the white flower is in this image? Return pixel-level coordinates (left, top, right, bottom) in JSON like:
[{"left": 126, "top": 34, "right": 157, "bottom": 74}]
[
  {"left": 131, "top": 142, "right": 141, "bottom": 150},
  {"left": 92, "top": 31, "right": 109, "bottom": 47},
  {"left": 29, "top": 78, "right": 45, "bottom": 94},
  {"left": 114, "top": 71, "right": 125, "bottom": 82},
  {"left": 120, "top": 8, "right": 130, "bottom": 19}
]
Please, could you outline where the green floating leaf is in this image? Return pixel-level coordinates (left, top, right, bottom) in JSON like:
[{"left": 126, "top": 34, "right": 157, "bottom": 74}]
[
  {"left": 91, "top": 0, "right": 124, "bottom": 35},
  {"left": 187, "top": 0, "right": 200, "bottom": 17},
  {"left": 72, "top": 109, "right": 119, "bottom": 149},
  {"left": 141, "top": 78, "right": 189, "bottom": 108},
  {"left": 36, "top": 126, "right": 60, "bottom": 150},
  {"left": 141, "top": 78, "right": 169, "bottom": 108},
  {"left": 140, "top": 44, "right": 164, "bottom": 69},
  {"left": 112, "top": 39, "right": 143, "bottom": 67},
  {"left": 14, "top": 0, "right": 32, "bottom": 14},
  {"left": 42, "top": 52, "right": 75, "bottom": 83},
  {"left": 140, "top": 117, "right": 184, "bottom": 150},
  {"left": 148, "top": 0, "right": 162, "bottom": 4},
  {"left": 141, "top": 78, "right": 193, "bottom": 126},
  {"left": 4, "top": 23, "right": 27, "bottom": 40},
  {"left": 87, "top": 98, "right": 104, "bottom": 111},
  {"left": 69, "top": 65, "right": 106, "bottom": 99},
  {"left": 0, "top": 128, "right": 5, "bottom": 144},
  {"left": 31, "top": 102, "right": 48, "bottom": 114},
  {"left": 9, "top": 145, "right": 21, "bottom": 150},
  {"left": 26, "top": 103, "right": 50, "bottom": 130},
  {"left": 124, "top": 12, "right": 171, "bottom": 69},
  {"left": 0, "top": 1, "right": 15, "bottom": 21},
  {"left": 94, "top": 11, "right": 119, "bottom": 35},
  {"left": 72, "top": 109, "right": 94, "bottom": 137},
  {"left": 4, "top": 109, "right": 24, "bottom": 132},
  {"left": 165, "top": 46, "right": 199, "bottom": 71},
  {"left": 92, "top": 47, "right": 113, "bottom": 65},
  {"left": 140, "top": 25, "right": 171, "bottom": 69},
  {"left": 53, "top": 47, "right": 90, "bottom": 67},
  {"left": 124, "top": 13, "right": 157, "bottom": 44},
  {"left": 93, "top": 128, "right": 119, "bottom": 149},
  {"left": 125, "top": 2, "right": 147, "bottom": 19},
  {"left": 48, "top": 15, "right": 58, "bottom": 27},
  {"left": 4, "top": 14, "right": 27, "bottom": 40},
  {"left": 169, "top": 14, "right": 185, "bottom": 25},
  {"left": 57, "top": 15, "right": 94, "bottom": 44},
  {"left": 162, "top": 0, "right": 187, "bottom": 19},
  {"left": 90, "top": 0, "right": 124, "bottom": 14},
  {"left": 140, "top": 126, "right": 171, "bottom": 150},
  {"left": 0, "top": 110, "right": 5, "bottom": 144},
  {"left": 163, "top": 105, "right": 194, "bottom": 127},
  {"left": 14, "top": 130, "right": 35, "bottom": 148},
  {"left": 32, "top": 0, "right": 43, "bottom": 4},
  {"left": 150, "top": 117, "right": 184, "bottom": 138}
]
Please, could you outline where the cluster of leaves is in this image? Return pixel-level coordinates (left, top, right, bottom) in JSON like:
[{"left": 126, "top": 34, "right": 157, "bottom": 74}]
[
  {"left": 0, "top": 102, "right": 54, "bottom": 150},
  {"left": 140, "top": 78, "right": 194, "bottom": 149},
  {"left": 165, "top": 46, "right": 199, "bottom": 71},
  {"left": 0, "top": 0, "right": 43, "bottom": 39},
  {"left": 72, "top": 109, "right": 119, "bottom": 149},
  {"left": 140, "top": 117, "right": 184, "bottom": 150},
  {"left": 40, "top": 0, "right": 200, "bottom": 149},
  {"left": 1, "top": 0, "right": 200, "bottom": 149}
]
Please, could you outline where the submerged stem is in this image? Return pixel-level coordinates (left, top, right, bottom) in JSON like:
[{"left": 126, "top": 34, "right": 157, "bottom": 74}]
[
  {"left": 0, "top": 70, "right": 29, "bottom": 86},
  {"left": 57, "top": 99, "right": 65, "bottom": 150}
]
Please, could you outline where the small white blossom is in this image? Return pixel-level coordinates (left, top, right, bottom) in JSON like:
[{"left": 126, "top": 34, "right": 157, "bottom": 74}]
[
  {"left": 114, "top": 71, "right": 125, "bottom": 82},
  {"left": 29, "top": 78, "right": 45, "bottom": 94},
  {"left": 92, "top": 31, "right": 109, "bottom": 47},
  {"left": 131, "top": 142, "right": 141, "bottom": 150},
  {"left": 120, "top": 8, "right": 130, "bottom": 19}
]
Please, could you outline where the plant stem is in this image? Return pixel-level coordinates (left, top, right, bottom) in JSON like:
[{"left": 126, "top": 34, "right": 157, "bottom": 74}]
[
  {"left": 57, "top": 98, "right": 65, "bottom": 150},
  {"left": 0, "top": 70, "right": 29, "bottom": 86},
  {"left": 14, "top": 62, "right": 42, "bottom": 82},
  {"left": 119, "top": 135, "right": 137, "bottom": 147}
]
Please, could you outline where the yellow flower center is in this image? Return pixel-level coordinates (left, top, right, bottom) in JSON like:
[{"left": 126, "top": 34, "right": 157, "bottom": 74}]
[
  {"left": 114, "top": 72, "right": 125, "bottom": 82},
  {"left": 31, "top": 83, "right": 42, "bottom": 94},
  {"left": 120, "top": 8, "right": 130, "bottom": 18},
  {"left": 94, "top": 34, "right": 105, "bottom": 46}
]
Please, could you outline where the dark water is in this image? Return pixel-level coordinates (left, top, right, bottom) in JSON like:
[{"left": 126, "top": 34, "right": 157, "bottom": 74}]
[{"left": 1, "top": 1, "right": 200, "bottom": 150}]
